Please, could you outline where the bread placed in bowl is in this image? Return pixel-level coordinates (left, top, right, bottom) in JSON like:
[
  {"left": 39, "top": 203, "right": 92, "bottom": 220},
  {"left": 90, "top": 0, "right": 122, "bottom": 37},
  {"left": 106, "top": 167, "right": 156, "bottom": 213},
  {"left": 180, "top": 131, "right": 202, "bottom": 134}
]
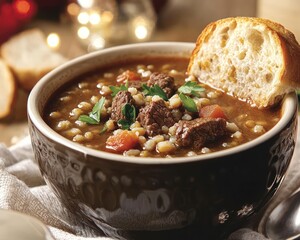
[
  {"left": 0, "top": 29, "right": 67, "bottom": 91},
  {"left": 188, "top": 17, "right": 300, "bottom": 108}
]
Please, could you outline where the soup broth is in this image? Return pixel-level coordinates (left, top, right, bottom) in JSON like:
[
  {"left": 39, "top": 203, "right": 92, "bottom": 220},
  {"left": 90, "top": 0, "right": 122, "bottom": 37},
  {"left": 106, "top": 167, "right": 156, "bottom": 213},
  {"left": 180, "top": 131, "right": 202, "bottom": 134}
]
[{"left": 44, "top": 57, "right": 281, "bottom": 158}]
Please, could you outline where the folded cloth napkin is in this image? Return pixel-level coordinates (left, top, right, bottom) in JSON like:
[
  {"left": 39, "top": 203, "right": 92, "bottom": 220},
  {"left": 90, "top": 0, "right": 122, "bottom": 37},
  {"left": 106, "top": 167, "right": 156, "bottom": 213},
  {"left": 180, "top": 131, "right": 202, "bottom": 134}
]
[
  {"left": 1, "top": 119, "right": 300, "bottom": 240},
  {"left": 0, "top": 137, "right": 111, "bottom": 240}
]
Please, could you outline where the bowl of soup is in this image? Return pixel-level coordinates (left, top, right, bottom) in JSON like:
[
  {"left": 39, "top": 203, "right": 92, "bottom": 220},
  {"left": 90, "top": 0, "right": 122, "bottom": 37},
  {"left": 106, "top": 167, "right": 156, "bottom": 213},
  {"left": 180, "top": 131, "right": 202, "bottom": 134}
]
[{"left": 27, "top": 42, "right": 298, "bottom": 239}]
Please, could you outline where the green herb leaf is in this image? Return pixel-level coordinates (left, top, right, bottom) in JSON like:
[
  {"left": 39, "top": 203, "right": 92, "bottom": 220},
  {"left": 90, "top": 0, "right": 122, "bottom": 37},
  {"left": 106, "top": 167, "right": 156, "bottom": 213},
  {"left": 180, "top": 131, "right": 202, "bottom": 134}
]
[
  {"left": 179, "top": 93, "right": 198, "bottom": 112},
  {"left": 89, "top": 97, "right": 106, "bottom": 122},
  {"left": 110, "top": 82, "right": 129, "bottom": 97},
  {"left": 122, "top": 103, "right": 136, "bottom": 121},
  {"left": 78, "top": 115, "right": 99, "bottom": 125},
  {"left": 78, "top": 97, "right": 106, "bottom": 124},
  {"left": 118, "top": 103, "right": 136, "bottom": 129},
  {"left": 178, "top": 81, "right": 205, "bottom": 97},
  {"left": 142, "top": 84, "right": 168, "bottom": 101},
  {"left": 117, "top": 119, "right": 132, "bottom": 130}
]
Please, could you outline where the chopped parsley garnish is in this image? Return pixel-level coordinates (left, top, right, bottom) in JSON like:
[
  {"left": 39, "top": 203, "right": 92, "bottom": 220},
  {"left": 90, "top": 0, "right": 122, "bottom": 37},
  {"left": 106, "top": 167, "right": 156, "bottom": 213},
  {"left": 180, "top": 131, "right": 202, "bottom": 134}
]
[
  {"left": 142, "top": 84, "right": 168, "bottom": 101},
  {"left": 178, "top": 81, "right": 205, "bottom": 97},
  {"left": 179, "top": 93, "right": 198, "bottom": 112},
  {"left": 78, "top": 115, "right": 99, "bottom": 125},
  {"left": 118, "top": 103, "right": 136, "bottom": 129},
  {"left": 78, "top": 97, "right": 106, "bottom": 124},
  {"left": 110, "top": 81, "right": 129, "bottom": 97}
]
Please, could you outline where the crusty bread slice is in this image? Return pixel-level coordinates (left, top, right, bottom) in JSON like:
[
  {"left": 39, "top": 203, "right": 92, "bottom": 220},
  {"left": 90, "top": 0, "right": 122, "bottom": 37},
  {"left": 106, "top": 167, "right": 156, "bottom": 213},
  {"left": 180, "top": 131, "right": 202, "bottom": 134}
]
[
  {"left": 188, "top": 17, "right": 300, "bottom": 108},
  {"left": 0, "top": 29, "right": 67, "bottom": 91},
  {"left": 0, "top": 58, "right": 16, "bottom": 119}
]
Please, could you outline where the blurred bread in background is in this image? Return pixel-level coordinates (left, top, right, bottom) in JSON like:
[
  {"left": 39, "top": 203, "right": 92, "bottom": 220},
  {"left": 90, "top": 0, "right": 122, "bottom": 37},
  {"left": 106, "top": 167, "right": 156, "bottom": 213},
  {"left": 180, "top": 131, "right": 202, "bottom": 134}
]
[
  {"left": 0, "top": 29, "right": 67, "bottom": 91},
  {"left": 0, "top": 59, "right": 16, "bottom": 119},
  {"left": 0, "top": 29, "right": 67, "bottom": 120}
]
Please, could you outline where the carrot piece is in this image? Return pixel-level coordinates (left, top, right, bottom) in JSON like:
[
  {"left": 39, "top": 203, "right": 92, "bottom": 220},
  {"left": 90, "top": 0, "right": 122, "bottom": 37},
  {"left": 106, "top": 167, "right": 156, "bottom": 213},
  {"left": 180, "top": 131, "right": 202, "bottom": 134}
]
[
  {"left": 116, "top": 70, "right": 141, "bottom": 83},
  {"left": 106, "top": 130, "right": 139, "bottom": 153},
  {"left": 200, "top": 104, "right": 227, "bottom": 119}
]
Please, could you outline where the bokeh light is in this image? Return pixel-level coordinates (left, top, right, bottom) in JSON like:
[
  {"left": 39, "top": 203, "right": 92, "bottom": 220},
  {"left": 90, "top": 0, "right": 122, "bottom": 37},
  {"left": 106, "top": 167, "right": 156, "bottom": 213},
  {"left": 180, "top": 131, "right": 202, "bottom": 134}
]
[
  {"left": 15, "top": 0, "right": 31, "bottom": 15},
  {"left": 77, "top": 26, "right": 90, "bottom": 39},
  {"left": 89, "top": 11, "right": 101, "bottom": 25},
  {"left": 77, "top": 11, "right": 89, "bottom": 24},
  {"left": 67, "top": 3, "right": 80, "bottom": 17},
  {"left": 135, "top": 25, "right": 148, "bottom": 40},
  {"left": 47, "top": 33, "right": 61, "bottom": 49},
  {"left": 77, "top": 0, "right": 94, "bottom": 9}
]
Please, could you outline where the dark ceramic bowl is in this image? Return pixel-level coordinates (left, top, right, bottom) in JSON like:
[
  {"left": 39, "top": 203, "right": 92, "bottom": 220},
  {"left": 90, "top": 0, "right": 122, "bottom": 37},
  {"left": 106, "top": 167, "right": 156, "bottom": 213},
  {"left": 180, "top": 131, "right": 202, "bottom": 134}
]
[{"left": 27, "top": 42, "right": 298, "bottom": 239}]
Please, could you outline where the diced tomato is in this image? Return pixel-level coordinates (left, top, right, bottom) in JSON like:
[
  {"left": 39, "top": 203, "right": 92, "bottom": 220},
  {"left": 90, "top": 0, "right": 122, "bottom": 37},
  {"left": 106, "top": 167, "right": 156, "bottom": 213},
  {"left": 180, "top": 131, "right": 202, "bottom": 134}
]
[
  {"left": 199, "top": 104, "right": 227, "bottom": 119},
  {"left": 106, "top": 130, "right": 139, "bottom": 153},
  {"left": 116, "top": 70, "right": 141, "bottom": 83}
]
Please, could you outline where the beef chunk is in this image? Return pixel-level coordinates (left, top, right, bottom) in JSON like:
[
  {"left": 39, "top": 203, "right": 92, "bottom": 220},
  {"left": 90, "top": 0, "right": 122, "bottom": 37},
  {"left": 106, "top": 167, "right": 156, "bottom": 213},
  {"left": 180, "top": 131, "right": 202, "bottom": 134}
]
[
  {"left": 137, "top": 99, "right": 175, "bottom": 136},
  {"left": 111, "top": 91, "right": 133, "bottom": 122},
  {"left": 175, "top": 117, "right": 230, "bottom": 149},
  {"left": 147, "top": 72, "right": 177, "bottom": 98}
]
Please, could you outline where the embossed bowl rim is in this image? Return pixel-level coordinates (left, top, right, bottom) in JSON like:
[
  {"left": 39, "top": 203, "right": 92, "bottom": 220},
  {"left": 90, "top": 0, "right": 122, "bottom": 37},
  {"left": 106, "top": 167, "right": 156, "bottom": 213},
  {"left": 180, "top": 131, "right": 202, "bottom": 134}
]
[{"left": 27, "top": 42, "right": 298, "bottom": 164}]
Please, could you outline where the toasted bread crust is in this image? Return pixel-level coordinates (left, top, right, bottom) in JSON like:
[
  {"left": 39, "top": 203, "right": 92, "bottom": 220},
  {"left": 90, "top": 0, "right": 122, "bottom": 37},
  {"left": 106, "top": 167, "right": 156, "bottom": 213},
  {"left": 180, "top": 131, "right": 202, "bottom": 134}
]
[
  {"left": 188, "top": 17, "right": 300, "bottom": 108},
  {"left": 256, "top": 18, "right": 300, "bottom": 88}
]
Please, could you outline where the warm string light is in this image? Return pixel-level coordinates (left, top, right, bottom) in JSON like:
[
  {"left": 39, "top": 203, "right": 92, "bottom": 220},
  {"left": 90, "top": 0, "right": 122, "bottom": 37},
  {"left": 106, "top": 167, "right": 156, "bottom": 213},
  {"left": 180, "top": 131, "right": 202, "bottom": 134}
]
[
  {"left": 89, "top": 11, "right": 101, "bottom": 25},
  {"left": 77, "top": 11, "right": 89, "bottom": 24},
  {"left": 66, "top": 0, "right": 116, "bottom": 51},
  {"left": 12, "top": 0, "right": 37, "bottom": 20},
  {"left": 111, "top": 0, "right": 157, "bottom": 43},
  {"left": 0, "top": 0, "right": 37, "bottom": 43},
  {"left": 131, "top": 16, "right": 155, "bottom": 40},
  {"left": 47, "top": 33, "right": 61, "bottom": 49},
  {"left": 77, "top": 0, "right": 94, "bottom": 9},
  {"left": 66, "top": 3, "right": 80, "bottom": 17},
  {"left": 66, "top": 0, "right": 156, "bottom": 51},
  {"left": 15, "top": 0, "right": 31, "bottom": 15},
  {"left": 77, "top": 26, "right": 90, "bottom": 39},
  {"left": 87, "top": 35, "right": 105, "bottom": 51}
]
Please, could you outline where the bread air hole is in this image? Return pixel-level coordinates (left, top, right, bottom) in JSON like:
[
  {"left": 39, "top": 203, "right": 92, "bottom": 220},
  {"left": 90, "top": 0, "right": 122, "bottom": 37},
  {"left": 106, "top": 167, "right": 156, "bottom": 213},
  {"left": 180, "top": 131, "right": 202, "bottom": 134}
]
[
  {"left": 229, "top": 20, "right": 237, "bottom": 30},
  {"left": 243, "top": 66, "right": 249, "bottom": 75},
  {"left": 220, "top": 27, "right": 229, "bottom": 34},
  {"left": 199, "top": 60, "right": 211, "bottom": 70},
  {"left": 247, "top": 29, "right": 264, "bottom": 53},
  {"left": 265, "top": 73, "right": 273, "bottom": 82},
  {"left": 228, "top": 66, "right": 236, "bottom": 82},
  {"left": 238, "top": 50, "right": 246, "bottom": 60},
  {"left": 220, "top": 34, "right": 229, "bottom": 47}
]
